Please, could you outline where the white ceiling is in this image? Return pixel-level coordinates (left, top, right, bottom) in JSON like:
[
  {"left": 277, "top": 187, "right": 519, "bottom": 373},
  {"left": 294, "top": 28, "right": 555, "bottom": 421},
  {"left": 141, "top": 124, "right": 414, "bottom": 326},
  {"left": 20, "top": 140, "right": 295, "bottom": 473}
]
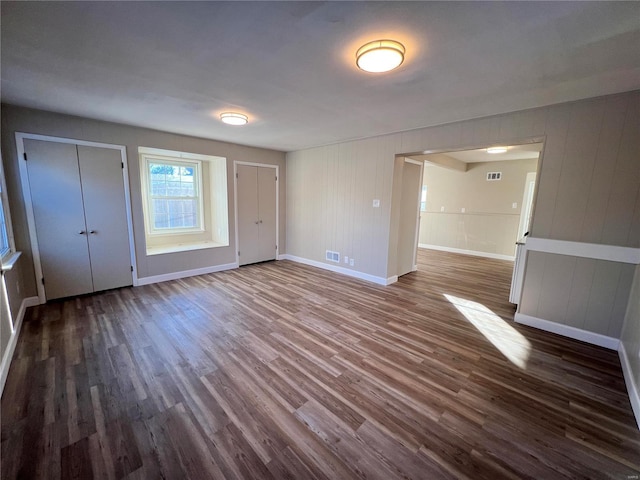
[{"left": 2, "top": 2, "right": 639, "bottom": 152}]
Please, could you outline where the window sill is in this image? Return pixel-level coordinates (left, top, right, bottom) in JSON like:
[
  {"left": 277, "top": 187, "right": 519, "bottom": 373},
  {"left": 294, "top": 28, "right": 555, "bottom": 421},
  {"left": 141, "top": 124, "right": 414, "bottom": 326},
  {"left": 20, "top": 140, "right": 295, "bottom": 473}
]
[
  {"left": 1, "top": 251, "right": 22, "bottom": 272},
  {"left": 146, "top": 241, "right": 227, "bottom": 256}
]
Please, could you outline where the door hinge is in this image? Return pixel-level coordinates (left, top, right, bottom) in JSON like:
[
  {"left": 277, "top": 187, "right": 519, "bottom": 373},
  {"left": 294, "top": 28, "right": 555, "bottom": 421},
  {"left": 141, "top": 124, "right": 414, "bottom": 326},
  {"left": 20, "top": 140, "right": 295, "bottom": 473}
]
[
  {"left": 275, "top": 176, "right": 277, "bottom": 181},
  {"left": 130, "top": 266, "right": 134, "bottom": 272},
  {"left": 41, "top": 277, "right": 45, "bottom": 285},
  {"left": 238, "top": 251, "right": 240, "bottom": 256},
  {"left": 236, "top": 172, "right": 238, "bottom": 179},
  {"left": 121, "top": 162, "right": 124, "bottom": 169},
  {"left": 275, "top": 245, "right": 278, "bottom": 250},
  {"left": 23, "top": 153, "right": 27, "bottom": 161}
]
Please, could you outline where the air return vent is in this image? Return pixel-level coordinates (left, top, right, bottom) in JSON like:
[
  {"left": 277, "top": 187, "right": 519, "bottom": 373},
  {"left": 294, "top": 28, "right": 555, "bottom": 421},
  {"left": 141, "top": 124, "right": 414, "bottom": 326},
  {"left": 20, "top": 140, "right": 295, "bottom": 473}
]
[
  {"left": 487, "top": 172, "right": 502, "bottom": 181},
  {"left": 326, "top": 250, "right": 340, "bottom": 263}
]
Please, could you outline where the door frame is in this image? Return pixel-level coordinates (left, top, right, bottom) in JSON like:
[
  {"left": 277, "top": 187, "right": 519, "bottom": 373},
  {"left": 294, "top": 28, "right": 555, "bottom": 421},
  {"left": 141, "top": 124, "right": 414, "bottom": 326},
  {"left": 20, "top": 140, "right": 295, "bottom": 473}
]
[
  {"left": 404, "top": 157, "right": 425, "bottom": 274},
  {"left": 15, "top": 132, "right": 139, "bottom": 303},
  {"left": 233, "top": 161, "right": 279, "bottom": 267}
]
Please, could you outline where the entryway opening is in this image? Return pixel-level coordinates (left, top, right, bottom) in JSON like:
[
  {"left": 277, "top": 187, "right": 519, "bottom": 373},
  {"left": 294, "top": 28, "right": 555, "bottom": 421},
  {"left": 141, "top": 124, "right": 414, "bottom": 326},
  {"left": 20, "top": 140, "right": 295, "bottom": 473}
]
[{"left": 396, "top": 140, "right": 543, "bottom": 305}]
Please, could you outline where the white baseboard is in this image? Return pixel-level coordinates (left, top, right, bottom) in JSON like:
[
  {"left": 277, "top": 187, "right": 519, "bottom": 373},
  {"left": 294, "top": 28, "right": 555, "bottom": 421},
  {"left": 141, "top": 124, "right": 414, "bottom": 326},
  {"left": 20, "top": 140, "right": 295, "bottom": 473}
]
[
  {"left": 387, "top": 275, "right": 398, "bottom": 285},
  {"left": 136, "top": 262, "right": 238, "bottom": 286},
  {"left": 280, "top": 254, "right": 392, "bottom": 286},
  {"left": 0, "top": 296, "right": 39, "bottom": 397},
  {"left": 418, "top": 243, "right": 515, "bottom": 261},
  {"left": 619, "top": 342, "right": 640, "bottom": 430},
  {"left": 515, "top": 313, "right": 620, "bottom": 350}
]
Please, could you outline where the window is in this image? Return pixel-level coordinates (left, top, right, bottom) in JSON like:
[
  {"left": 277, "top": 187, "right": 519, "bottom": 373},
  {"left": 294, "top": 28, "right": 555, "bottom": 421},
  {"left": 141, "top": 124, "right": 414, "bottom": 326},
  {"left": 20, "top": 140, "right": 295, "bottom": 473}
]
[
  {"left": 0, "top": 153, "right": 13, "bottom": 262},
  {"left": 420, "top": 185, "right": 427, "bottom": 212},
  {"left": 139, "top": 147, "right": 229, "bottom": 255},
  {"left": 145, "top": 158, "right": 203, "bottom": 234}
]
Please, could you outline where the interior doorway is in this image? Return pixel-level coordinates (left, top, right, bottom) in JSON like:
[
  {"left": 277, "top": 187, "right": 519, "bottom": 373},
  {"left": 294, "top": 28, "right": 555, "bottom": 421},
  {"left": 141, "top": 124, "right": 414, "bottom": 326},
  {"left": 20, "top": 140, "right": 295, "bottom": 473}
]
[{"left": 393, "top": 140, "right": 543, "bottom": 301}]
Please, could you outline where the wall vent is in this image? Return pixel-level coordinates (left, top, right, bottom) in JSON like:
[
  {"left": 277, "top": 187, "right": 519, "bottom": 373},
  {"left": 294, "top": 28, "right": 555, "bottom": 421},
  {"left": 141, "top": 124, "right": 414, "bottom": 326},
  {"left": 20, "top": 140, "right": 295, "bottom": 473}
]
[
  {"left": 487, "top": 172, "right": 502, "bottom": 181},
  {"left": 325, "top": 250, "right": 340, "bottom": 263}
]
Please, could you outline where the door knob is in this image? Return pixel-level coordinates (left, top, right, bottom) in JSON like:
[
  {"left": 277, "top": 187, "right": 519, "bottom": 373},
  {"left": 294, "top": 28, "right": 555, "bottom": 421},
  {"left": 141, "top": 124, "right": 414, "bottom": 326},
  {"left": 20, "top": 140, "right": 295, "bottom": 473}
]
[
  {"left": 255, "top": 221, "right": 259, "bottom": 224},
  {"left": 78, "top": 230, "right": 86, "bottom": 235},
  {"left": 89, "top": 230, "right": 96, "bottom": 234},
  {"left": 259, "top": 220, "right": 263, "bottom": 224}
]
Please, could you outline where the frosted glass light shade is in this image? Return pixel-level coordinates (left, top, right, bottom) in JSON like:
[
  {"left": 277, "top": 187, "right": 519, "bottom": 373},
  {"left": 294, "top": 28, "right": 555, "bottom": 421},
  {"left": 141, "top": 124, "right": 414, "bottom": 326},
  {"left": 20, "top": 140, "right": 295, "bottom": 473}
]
[
  {"left": 487, "top": 147, "right": 508, "bottom": 154},
  {"left": 220, "top": 112, "right": 248, "bottom": 125},
  {"left": 356, "top": 40, "right": 405, "bottom": 73}
]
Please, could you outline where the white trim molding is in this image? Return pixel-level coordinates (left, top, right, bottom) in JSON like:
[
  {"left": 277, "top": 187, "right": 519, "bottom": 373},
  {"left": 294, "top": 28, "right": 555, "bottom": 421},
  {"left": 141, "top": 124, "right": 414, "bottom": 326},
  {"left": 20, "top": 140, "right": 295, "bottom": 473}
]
[
  {"left": 619, "top": 342, "right": 640, "bottom": 430},
  {"left": 525, "top": 237, "right": 640, "bottom": 264},
  {"left": 0, "top": 296, "right": 39, "bottom": 397},
  {"left": 280, "top": 254, "right": 393, "bottom": 285},
  {"left": 136, "top": 262, "right": 238, "bottom": 286},
  {"left": 419, "top": 243, "right": 515, "bottom": 262},
  {"left": 515, "top": 313, "right": 620, "bottom": 350}
]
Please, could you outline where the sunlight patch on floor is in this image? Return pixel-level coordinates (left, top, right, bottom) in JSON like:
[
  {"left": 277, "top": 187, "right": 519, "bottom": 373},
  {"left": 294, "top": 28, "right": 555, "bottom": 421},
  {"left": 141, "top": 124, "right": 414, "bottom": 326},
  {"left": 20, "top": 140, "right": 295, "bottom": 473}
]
[{"left": 444, "top": 294, "right": 531, "bottom": 369}]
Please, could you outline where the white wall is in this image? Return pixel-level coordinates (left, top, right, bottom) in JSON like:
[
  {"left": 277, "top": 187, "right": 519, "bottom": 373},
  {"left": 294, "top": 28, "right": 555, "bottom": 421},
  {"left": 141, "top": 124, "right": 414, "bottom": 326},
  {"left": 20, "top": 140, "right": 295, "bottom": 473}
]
[{"left": 419, "top": 158, "right": 537, "bottom": 258}]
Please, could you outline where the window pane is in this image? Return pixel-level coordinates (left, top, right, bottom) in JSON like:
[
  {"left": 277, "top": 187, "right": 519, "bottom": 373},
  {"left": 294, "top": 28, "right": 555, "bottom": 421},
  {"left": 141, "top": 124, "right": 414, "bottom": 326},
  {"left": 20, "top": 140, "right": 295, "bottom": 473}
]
[
  {"left": 152, "top": 198, "right": 197, "bottom": 229},
  {"left": 0, "top": 197, "right": 9, "bottom": 257}
]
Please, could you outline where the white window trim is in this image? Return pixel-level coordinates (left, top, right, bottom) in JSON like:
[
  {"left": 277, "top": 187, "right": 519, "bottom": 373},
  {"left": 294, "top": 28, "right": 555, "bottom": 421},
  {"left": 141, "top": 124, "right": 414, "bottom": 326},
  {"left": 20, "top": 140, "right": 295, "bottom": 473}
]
[
  {"left": 141, "top": 154, "right": 205, "bottom": 236},
  {"left": 0, "top": 147, "right": 18, "bottom": 269}
]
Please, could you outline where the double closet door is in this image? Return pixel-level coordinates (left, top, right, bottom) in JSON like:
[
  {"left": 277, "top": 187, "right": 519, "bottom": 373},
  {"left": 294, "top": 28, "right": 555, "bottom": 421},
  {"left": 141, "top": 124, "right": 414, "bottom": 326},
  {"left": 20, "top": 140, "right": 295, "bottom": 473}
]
[
  {"left": 237, "top": 164, "right": 277, "bottom": 266},
  {"left": 24, "top": 139, "right": 132, "bottom": 300}
]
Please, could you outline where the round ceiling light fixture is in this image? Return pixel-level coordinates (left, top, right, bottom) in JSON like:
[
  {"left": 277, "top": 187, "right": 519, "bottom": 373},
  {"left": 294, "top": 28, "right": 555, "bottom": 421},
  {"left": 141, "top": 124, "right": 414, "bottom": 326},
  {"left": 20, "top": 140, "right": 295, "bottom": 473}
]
[
  {"left": 487, "top": 146, "right": 508, "bottom": 154},
  {"left": 356, "top": 39, "right": 405, "bottom": 73},
  {"left": 220, "top": 112, "right": 248, "bottom": 125}
]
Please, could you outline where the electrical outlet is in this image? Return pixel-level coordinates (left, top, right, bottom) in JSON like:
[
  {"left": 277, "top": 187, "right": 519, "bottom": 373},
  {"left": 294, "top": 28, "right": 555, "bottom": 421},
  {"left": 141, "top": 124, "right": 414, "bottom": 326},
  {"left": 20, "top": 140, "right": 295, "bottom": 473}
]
[
  {"left": 372, "top": 199, "right": 380, "bottom": 208},
  {"left": 512, "top": 202, "right": 518, "bottom": 209},
  {"left": 440, "top": 206, "right": 445, "bottom": 212},
  {"left": 461, "top": 207, "right": 465, "bottom": 213},
  {"left": 350, "top": 258, "right": 354, "bottom": 267},
  {"left": 344, "top": 256, "right": 349, "bottom": 264}
]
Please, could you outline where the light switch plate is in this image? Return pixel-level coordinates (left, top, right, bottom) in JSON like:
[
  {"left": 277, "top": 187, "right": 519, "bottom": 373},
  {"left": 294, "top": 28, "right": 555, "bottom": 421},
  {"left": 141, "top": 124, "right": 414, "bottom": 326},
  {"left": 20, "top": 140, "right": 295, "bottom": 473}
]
[{"left": 373, "top": 199, "right": 380, "bottom": 208}]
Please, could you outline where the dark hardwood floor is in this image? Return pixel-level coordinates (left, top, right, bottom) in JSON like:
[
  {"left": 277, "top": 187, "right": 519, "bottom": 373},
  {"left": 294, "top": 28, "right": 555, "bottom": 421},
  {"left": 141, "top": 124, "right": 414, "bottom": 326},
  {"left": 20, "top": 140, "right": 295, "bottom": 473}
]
[{"left": 2, "top": 249, "right": 639, "bottom": 479}]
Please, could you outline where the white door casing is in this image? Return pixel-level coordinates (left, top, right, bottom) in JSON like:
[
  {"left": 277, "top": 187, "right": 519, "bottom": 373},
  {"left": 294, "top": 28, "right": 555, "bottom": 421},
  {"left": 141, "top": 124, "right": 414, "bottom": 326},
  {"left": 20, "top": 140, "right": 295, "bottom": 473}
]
[{"left": 397, "top": 159, "right": 424, "bottom": 277}]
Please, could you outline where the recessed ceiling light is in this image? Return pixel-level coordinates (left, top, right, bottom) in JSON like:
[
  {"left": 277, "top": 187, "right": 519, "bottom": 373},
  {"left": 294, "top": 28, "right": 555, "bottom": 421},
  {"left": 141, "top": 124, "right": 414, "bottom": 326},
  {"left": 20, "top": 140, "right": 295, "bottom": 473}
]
[
  {"left": 487, "top": 146, "right": 508, "bottom": 154},
  {"left": 220, "top": 112, "right": 248, "bottom": 125},
  {"left": 356, "top": 39, "right": 405, "bottom": 73}
]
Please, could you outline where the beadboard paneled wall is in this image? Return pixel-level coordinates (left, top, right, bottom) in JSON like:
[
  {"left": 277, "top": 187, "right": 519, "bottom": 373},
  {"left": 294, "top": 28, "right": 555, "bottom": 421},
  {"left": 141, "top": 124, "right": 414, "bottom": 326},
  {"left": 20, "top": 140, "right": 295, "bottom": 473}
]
[
  {"left": 286, "top": 90, "right": 640, "bottom": 339},
  {"left": 520, "top": 251, "right": 635, "bottom": 338},
  {"left": 287, "top": 136, "right": 398, "bottom": 279},
  {"left": 620, "top": 265, "right": 640, "bottom": 425}
]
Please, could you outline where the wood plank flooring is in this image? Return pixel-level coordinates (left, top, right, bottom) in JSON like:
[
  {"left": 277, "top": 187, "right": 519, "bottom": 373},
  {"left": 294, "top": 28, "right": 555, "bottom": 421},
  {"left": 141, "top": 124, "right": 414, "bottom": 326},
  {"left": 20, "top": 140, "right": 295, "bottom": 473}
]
[{"left": 2, "top": 249, "right": 639, "bottom": 479}]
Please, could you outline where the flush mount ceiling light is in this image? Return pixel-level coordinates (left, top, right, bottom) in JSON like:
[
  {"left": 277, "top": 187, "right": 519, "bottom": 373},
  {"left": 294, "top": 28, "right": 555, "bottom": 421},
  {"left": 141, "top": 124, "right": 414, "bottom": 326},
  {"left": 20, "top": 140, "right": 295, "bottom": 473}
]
[
  {"left": 220, "top": 112, "right": 248, "bottom": 125},
  {"left": 487, "top": 146, "right": 508, "bottom": 154},
  {"left": 356, "top": 39, "right": 405, "bottom": 73}
]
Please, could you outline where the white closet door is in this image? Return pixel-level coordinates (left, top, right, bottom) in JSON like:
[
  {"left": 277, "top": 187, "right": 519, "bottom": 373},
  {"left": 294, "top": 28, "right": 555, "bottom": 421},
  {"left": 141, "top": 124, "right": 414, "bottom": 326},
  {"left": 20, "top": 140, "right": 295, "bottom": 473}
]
[
  {"left": 77, "top": 146, "right": 132, "bottom": 291},
  {"left": 237, "top": 165, "right": 277, "bottom": 266},
  {"left": 25, "top": 139, "right": 94, "bottom": 300},
  {"left": 237, "top": 165, "right": 261, "bottom": 266},
  {"left": 257, "top": 166, "right": 277, "bottom": 262}
]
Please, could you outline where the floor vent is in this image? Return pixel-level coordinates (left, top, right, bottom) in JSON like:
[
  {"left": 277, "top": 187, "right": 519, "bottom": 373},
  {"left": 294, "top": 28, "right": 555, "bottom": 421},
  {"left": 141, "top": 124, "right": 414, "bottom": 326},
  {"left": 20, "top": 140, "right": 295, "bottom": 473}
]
[{"left": 326, "top": 250, "right": 340, "bottom": 263}]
